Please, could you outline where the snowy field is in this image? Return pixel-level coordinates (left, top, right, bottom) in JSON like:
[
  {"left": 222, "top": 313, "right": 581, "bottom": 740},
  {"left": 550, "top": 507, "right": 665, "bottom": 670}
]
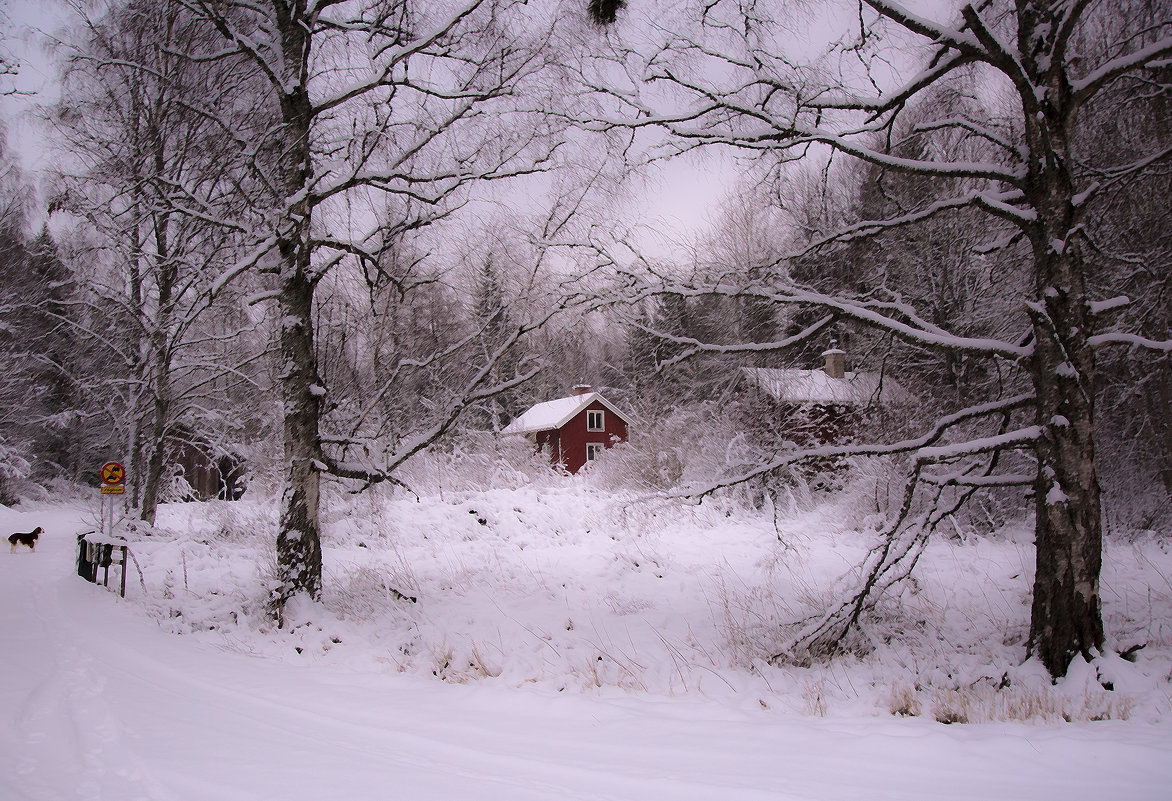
[{"left": 2, "top": 483, "right": 1172, "bottom": 800}]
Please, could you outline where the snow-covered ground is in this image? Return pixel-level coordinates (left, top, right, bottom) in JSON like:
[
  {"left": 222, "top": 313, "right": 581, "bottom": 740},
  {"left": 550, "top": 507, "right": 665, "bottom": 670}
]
[{"left": 2, "top": 486, "right": 1171, "bottom": 800}]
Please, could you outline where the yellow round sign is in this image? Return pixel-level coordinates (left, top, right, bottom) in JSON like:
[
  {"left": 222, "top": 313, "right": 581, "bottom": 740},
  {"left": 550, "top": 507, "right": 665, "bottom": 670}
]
[{"left": 100, "top": 461, "right": 125, "bottom": 486}]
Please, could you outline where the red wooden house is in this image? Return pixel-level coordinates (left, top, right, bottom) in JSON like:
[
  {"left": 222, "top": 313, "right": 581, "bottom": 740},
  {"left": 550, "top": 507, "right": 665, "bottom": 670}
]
[{"left": 503, "top": 385, "right": 631, "bottom": 474}]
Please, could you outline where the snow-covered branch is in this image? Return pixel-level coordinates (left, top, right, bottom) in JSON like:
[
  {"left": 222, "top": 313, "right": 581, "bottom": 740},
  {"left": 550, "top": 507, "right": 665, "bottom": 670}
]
[
  {"left": 310, "top": 0, "right": 483, "bottom": 116},
  {"left": 1088, "top": 333, "right": 1172, "bottom": 351},
  {"left": 632, "top": 279, "right": 1030, "bottom": 360},
  {"left": 676, "top": 393, "right": 1035, "bottom": 499},
  {"left": 1073, "top": 35, "right": 1172, "bottom": 106}
]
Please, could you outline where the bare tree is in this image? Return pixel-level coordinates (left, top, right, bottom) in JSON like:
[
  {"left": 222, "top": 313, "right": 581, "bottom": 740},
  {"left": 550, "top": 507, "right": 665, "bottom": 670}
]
[
  {"left": 0, "top": 148, "right": 35, "bottom": 503},
  {"left": 584, "top": 0, "right": 1172, "bottom": 677},
  {"left": 165, "top": 0, "right": 574, "bottom": 608},
  {"left": 1074, "top": 0, "right": 1172, "bottom": 522},
  {"left": 49, "top": 0, "right": 273, "bottom": 524}
]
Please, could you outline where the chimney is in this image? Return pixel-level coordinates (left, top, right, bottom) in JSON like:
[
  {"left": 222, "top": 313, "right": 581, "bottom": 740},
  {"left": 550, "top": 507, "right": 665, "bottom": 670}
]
[
  {"left": 822, "top": 342, "right": 846, "bottom": 379},
  {"left": 572, "top": 383, "right": 593, "bottom": 396}
]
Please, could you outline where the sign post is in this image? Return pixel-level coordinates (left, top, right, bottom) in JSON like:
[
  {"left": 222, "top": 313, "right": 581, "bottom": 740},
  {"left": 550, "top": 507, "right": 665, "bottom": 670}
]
[
  {"left": 78, "top": 461, "right": 134, "bottom": 598},
  {"left": 98, "top": 461, "right": 125, "bottom": 542},
  {"left": 100, "top": 461, "right": 125, "bottom": 494}
]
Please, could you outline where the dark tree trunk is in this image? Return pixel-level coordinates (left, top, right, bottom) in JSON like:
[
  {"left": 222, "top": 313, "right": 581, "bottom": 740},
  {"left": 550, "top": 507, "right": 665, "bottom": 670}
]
[
  {"left": 272, "top": 0, "right": 324, "bottom": 605},
  {"left": 139, "top": 397, "right": 169, "bottom": 526},
  {"left": 276, "top": 258, "right": 324, "bottom": 603},
  {"left": 1153, "top": 371, "right": 1172, "bottom": 496},
  {"left": 1028, "top": 300, "right": 1106, "bottom": 674},
  {"left": 1020, "top": 10, "right": 1105, "bottom": 676}
]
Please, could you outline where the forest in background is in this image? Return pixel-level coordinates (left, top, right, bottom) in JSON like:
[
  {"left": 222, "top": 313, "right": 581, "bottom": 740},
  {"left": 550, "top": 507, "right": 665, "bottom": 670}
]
[{"left": 0, "top": 0, "right": 1169, "bottom": 679}]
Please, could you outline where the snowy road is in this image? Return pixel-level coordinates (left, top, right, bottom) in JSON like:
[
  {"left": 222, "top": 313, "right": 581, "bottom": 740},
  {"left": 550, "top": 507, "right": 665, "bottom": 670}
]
[{"left": 2, "top": 508, "right": 1170, "bottom": 801}]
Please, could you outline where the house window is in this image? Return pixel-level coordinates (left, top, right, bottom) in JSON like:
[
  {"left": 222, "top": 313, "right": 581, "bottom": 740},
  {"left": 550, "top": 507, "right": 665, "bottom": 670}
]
[
  {"left": 587, "top": 410, "right": 605, "bottom": 431},
  {"left": 586, "top": 442, "right": 605, "bottom": 462}
]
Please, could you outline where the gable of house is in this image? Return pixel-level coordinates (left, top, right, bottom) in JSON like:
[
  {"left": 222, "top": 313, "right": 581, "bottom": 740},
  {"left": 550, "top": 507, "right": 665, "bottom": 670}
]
[{"left": 501, "top": 391, "right": 629, "bottom": 435}]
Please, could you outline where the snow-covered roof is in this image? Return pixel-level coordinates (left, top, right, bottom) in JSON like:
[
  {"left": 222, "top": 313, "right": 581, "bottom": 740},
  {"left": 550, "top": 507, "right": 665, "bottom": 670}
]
[
  {"left": 742, "top": 367, "right": 912, "bottom": 407},
  {"left": 502, "top": 392, "right": 629, "bottom": 435}
]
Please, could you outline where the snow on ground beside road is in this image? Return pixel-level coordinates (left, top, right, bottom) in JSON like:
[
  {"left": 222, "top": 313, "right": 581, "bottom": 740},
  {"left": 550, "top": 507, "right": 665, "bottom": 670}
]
[
  {"left": 2, "top": 489, "right": 1171, "bottom": 800},
  {"left": 131, "top": 483, "right": 1170, "bottom": 721}
]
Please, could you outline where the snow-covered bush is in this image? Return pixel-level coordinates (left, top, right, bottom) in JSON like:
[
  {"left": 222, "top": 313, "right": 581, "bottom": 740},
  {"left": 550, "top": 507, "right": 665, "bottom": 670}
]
[
  {"left": 393, "top": 431, "right": 565, "bottom": 496},
  {"left": 0, "top": 437, "right": 32, "bottom": 505},
  {"left": 161, "top": 470, "right": 199, "bottom": 504},
  {"left": 584, "top": 402, "right": 764, "bottom": 496}
]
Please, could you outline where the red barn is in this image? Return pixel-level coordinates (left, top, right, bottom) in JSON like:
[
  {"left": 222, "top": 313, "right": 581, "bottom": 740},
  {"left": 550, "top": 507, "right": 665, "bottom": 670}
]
[{"left": 503, "top": 386, "right": 630, "bottom": 474}]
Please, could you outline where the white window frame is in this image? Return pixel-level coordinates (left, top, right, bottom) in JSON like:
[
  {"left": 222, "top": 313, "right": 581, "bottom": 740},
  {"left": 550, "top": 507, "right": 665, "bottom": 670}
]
[
  {"left": 585, "top": 442, "right": 605, "bottom": 462},
  {"left": 586, "top": 409, "right": 605, "bottom": 432}
]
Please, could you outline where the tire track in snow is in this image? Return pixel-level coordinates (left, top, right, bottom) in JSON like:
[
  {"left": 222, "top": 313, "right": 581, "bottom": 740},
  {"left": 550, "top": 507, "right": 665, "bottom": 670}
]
[{"left": 0, "top": 512, "right": 183, "bottom": 801}]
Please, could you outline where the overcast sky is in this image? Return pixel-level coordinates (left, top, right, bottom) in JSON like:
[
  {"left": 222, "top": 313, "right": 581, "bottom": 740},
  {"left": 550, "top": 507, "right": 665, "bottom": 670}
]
[
  {"left": 3, "top": 0, "right": 68, "bottom": 170},
  {"left": 0, "top": 0, "right": 960, "bottom": 250}
]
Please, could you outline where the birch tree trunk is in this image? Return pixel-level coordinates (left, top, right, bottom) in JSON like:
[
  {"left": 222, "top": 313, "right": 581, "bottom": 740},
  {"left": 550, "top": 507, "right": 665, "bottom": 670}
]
[
  {"left": 271, "top": 3, "right": 324, "bottom": 604},
  {"left": 139, "top": 138, "right": 176, "bottom": 527}
]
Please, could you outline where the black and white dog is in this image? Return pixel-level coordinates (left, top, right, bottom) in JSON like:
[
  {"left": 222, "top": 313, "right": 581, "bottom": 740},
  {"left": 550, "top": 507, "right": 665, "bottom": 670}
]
[{"left": 8, "top": 526, "right": 41, "bottom": 552}]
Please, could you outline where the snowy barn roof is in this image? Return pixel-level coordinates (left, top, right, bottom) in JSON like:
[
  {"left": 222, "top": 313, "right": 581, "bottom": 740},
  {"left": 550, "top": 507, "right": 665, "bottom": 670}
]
[
  {"left": 741, "top": 367, "right": 912, "bottom": 407},
  {"left": 502, "top": 392, "right": 629, "bottom": 435}
]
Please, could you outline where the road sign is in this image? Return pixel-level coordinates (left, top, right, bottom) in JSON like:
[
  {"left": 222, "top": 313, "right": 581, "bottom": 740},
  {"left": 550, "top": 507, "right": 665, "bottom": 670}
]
[{"left": 100, "top": 461, "right": 125, "bottom": 492}]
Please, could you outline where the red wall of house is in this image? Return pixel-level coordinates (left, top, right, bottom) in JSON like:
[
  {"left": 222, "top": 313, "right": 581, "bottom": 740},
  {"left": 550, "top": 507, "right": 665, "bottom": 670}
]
[
  {"left": 555, "top": 400, "right": 628, "bottom": 474},
  {"left": 535, "top": 429, "right": 561, "bottom": 467}
]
